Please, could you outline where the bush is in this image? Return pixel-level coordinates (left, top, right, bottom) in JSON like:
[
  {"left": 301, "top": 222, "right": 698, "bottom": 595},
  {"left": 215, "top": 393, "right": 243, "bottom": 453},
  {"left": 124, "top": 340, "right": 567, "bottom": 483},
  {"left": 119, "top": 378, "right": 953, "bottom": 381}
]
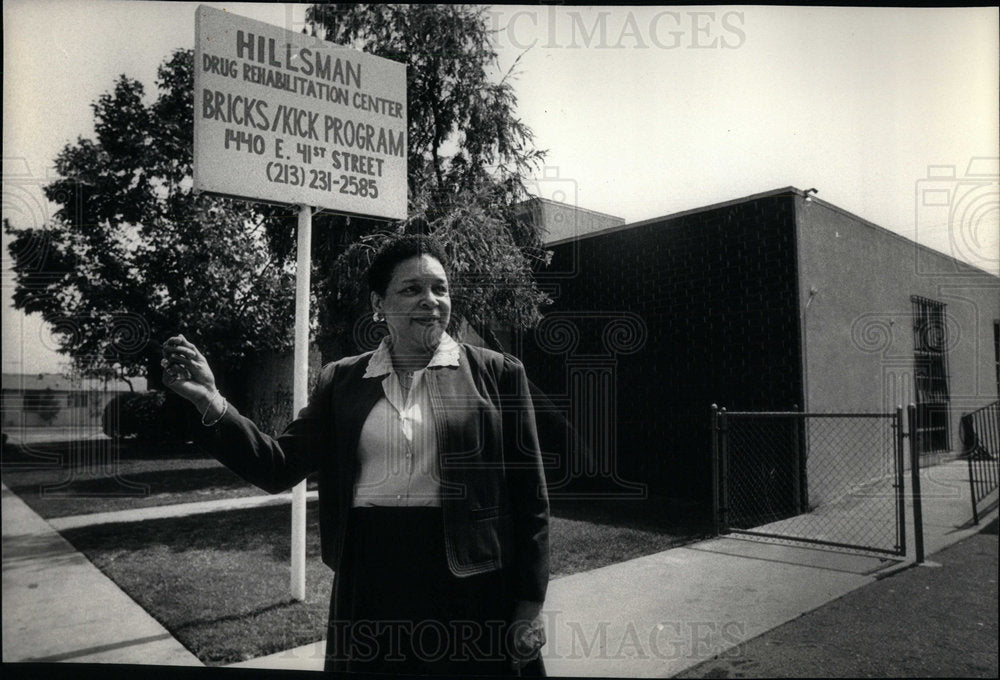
[
  {"left": 102, "top": 392, "right": 139, "bottom": 438},
  {"left": 102, "top": 390, "right": 182, "bottom": 441},
  {"left": 27, "top": 387, "right": 63, "bottom": 424}
]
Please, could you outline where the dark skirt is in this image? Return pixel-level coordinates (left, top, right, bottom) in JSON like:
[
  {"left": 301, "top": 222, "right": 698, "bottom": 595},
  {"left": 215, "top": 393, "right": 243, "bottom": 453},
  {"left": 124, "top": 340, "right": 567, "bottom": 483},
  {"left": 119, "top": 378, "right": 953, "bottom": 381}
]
[{"left": 324, "top": 507, "right": 515, "bottom": 675}]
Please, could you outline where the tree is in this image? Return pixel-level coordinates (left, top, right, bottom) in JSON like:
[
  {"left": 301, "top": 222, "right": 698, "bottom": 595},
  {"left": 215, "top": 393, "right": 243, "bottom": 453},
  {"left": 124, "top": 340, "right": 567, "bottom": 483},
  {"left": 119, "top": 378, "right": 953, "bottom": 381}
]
[
  {"left": 303, "top": 3, "right": 552, "bottom": 356},
  {"left": 5, "top": 50, "right": 297, "bottom": 389},
  {"left": 7, "top": 5, "right": 552, "bottom": 390}
]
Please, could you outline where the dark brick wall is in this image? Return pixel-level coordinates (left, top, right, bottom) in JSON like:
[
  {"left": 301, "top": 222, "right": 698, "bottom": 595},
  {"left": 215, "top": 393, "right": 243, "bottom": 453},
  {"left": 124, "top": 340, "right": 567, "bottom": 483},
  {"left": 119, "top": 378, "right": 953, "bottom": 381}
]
[{"left": 517, "top": 194, "right": 803, "bottom": 511}]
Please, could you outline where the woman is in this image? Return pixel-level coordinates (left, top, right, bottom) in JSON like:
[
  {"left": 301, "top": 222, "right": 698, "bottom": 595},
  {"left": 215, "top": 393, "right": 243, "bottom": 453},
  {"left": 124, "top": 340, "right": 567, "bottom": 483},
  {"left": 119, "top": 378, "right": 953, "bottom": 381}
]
[{"left": 161, "top": 235, "right": 549, "bottom": 675}]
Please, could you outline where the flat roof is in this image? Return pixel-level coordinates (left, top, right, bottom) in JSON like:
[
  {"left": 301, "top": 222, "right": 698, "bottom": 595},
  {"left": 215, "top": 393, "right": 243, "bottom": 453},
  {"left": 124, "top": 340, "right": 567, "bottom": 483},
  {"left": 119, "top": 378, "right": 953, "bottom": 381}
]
[
  {"left": 545, "top": 186, "right": 999, "bottom": 279},
  {"left": 522, "top": 195, "right": 626, "bottom": 224}
]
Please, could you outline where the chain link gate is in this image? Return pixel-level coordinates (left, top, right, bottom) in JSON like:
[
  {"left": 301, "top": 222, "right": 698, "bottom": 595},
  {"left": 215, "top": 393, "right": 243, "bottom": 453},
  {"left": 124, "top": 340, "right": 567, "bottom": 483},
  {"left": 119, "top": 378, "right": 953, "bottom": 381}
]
[{"left": 712, "top": 407, "right": 907, "bottom": 557}]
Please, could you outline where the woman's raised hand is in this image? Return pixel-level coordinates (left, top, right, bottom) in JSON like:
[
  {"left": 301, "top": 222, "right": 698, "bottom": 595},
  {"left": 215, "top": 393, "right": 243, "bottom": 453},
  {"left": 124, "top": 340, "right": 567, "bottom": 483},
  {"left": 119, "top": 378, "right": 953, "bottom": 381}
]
[{"left": 161, "top": 335, "right": 218, "bottom": 411}]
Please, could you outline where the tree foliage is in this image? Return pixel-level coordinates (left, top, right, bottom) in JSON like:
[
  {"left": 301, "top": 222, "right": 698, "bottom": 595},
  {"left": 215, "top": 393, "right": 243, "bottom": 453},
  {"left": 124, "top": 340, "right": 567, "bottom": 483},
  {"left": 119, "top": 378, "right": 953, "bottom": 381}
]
[
  {"left": 7, "top": 5, "right": 551, "bottom": 385},
  {"left": 304, "top": 3, "right": 551, "bottom": 354},
  {"left": 5, "top": 50, "right": 297, "bottom": 384}
]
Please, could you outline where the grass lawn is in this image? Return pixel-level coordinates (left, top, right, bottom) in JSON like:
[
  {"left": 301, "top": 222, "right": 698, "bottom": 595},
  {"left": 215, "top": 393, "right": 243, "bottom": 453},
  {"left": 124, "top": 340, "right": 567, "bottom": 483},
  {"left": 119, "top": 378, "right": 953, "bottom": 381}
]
[
  {"left": 62, "top": 504, "right": 333, "bottom": 665},
  {"left": 547, "top": 494, "right": 710, "bottom": 577},
  {"left": 63, "top": 496, "right": 704, "bottom": 665},
  {"left": 6, "top": 433, "right": 706, "bottom": 665},
  {"left": 59, "top": 498, "right": 703, "bottom": 665},
  {"left": 1, "top": 437, "right": 315, "bottom": 518}
]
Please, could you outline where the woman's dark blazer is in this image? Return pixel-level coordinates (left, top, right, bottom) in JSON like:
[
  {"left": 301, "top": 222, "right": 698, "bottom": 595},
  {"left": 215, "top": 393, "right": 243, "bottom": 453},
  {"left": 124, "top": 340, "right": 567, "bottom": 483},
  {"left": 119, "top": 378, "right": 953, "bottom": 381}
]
[{"left": 193, "top": 343, "right": 550, "bottom": 605}]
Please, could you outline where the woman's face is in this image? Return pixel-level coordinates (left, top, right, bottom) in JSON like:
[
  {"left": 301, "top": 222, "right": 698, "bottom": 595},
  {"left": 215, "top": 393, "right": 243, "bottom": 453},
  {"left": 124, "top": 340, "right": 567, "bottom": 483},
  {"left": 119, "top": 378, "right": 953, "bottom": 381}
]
[{"left": 372, "top": 254, "right": 452, "bottom": 356}]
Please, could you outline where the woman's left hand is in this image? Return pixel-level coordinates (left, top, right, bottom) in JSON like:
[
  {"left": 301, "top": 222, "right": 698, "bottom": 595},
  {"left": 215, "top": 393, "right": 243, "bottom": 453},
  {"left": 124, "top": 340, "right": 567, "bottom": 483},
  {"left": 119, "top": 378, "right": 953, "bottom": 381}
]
[{"left": 510, "top": 600, "right": 545, "bottom": 670}]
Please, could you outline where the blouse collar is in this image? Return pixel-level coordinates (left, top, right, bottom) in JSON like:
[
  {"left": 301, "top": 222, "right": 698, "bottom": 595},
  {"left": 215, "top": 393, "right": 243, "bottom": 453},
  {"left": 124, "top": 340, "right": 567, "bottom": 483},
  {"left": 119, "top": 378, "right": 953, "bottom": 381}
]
[{"left": 363, "top": 331, "right": 461, "bottom": 378}]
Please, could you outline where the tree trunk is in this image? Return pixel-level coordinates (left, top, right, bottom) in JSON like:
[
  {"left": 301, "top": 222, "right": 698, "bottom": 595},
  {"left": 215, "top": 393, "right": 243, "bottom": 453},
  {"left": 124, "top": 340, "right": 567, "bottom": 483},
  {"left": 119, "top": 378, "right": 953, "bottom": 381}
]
[{"left": 145, "top": 354, "right": 164, "bottom": 390}]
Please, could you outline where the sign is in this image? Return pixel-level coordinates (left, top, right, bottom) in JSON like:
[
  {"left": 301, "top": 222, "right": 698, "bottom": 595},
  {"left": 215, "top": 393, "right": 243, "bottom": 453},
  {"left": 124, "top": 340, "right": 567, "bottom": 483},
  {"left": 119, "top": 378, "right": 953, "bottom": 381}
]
[{"left": 194, "top": 5, "right": 407, "bottom": 219}]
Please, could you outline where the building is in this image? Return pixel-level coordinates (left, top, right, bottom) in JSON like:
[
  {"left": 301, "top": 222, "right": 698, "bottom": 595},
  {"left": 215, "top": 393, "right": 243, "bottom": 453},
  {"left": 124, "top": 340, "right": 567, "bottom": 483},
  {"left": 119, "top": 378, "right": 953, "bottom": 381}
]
[
  {"left": 516, "top": 187, "right": 1000, "bottom": 512},
  {"left": 516, "top": 195, "right": 626, "bottom": 244},
  {"left": 1, "top": 373, "right": 144, "bottom": 429}
]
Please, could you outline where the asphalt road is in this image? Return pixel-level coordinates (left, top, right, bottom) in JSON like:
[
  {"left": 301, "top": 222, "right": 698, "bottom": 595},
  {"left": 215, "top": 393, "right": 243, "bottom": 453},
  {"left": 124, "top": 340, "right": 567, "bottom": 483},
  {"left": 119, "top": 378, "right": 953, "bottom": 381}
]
[{"left": 677, "top": 517, "right": 999, "bottom": 678}]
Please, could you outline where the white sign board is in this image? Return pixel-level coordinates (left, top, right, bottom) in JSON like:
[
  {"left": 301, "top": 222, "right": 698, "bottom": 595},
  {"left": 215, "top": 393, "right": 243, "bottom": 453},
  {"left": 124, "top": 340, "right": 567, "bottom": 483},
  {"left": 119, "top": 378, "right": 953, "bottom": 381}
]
[{"left": 194, "top": 5, "right": 407, "bottom": 219}]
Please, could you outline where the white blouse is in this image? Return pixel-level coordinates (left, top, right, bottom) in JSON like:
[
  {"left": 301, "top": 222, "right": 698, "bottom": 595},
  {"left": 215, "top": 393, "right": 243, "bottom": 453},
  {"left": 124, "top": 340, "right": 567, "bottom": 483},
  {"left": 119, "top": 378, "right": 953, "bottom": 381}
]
[{"left": 351, "top": 333, "right": 460, "bottom": 507}]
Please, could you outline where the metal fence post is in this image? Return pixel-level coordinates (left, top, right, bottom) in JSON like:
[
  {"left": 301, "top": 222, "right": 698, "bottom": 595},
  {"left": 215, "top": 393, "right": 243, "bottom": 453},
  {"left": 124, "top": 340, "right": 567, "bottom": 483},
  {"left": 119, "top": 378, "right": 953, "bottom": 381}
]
[
  {"left": 894, "top": 405, "right": 906, "bottom": 556},
  {"left": 719, "top": 407, "right": 729, "bottom": 532},
  {"left": 791, "top": 410, "right": 803, "bottom": 514},
  {"left": 908, "top": 403, "right": 925, "bottom": 564},
  {"left": 966, "top": 410, "right": 980, "bottom": 525},
  {"left": 711, "top": 404, "right": 720, "bottom": 536}
]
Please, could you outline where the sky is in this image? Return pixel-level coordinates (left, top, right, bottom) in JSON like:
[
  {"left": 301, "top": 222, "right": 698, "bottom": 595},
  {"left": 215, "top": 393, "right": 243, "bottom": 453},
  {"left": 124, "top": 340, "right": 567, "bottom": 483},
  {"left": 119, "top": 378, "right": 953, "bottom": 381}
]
[{"left": 3, "top": 2, "right": 999, "bottom": 374}]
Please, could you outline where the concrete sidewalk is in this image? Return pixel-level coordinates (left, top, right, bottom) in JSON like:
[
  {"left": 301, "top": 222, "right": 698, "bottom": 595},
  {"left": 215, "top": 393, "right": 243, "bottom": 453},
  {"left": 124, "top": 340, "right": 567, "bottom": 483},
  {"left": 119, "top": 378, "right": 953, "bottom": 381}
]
[
  {"left": 1, "top": 484, "right": 202, "bottom": 665},
  {"left": 538, "top": 458, "right": 993, "bottom": 677},
  {"left": 46, "top": 489, "right": 319, "bottom": 532},
  {"left": 232, "top": 459, "right": 997, "bottom": 676},
  {"left": 3, "top": 459, "right": 996, "bottom": 676},
  {"left": 1, "top": 483, "right": 320, "bottom": 665}
]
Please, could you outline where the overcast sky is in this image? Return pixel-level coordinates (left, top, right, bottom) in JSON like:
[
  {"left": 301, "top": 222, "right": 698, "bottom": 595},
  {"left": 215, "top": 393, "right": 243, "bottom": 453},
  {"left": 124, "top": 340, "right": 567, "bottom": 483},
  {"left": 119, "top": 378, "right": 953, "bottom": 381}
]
[{"left": 3, "top": 2, "right": 998, "bottom": 374}]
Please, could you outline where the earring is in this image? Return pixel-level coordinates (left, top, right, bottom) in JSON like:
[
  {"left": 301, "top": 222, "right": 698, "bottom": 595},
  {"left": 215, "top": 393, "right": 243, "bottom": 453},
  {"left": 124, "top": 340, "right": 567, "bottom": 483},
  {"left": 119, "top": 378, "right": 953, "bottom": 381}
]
[{"left": 373, "top": 311, "right": 384, "bottom": 323}]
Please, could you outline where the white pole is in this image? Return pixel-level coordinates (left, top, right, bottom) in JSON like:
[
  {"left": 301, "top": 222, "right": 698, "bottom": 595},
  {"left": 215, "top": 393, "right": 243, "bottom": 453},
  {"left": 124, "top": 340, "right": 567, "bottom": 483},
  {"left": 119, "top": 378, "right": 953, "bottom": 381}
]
[{"left": 290, "top": 204, "right": 311, "bottom": 601}]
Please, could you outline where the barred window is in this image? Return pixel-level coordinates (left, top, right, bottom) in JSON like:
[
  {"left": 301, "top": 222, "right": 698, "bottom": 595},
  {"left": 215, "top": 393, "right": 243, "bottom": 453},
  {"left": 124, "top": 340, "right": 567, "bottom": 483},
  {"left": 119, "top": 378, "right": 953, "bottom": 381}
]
[{"left": 911, "top": 296, "right": 950, "bottom": 453}]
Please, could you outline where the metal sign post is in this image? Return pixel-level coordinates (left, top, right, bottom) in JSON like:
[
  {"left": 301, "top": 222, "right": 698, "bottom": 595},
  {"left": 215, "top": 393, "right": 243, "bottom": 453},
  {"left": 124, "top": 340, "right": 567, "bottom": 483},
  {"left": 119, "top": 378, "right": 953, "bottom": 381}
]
[
  {"left": 193, "top": 5, "right": 407, "bottom": 601},
  {"left": 290, "top": 204, "right": 311, "bottom": 600}
]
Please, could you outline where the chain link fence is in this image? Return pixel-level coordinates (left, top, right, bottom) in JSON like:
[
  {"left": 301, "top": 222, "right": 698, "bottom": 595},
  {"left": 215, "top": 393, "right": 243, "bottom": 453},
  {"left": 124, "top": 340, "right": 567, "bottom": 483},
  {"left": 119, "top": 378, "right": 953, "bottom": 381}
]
[{"left": 712, "top": 408, "right": 906, "bottom": 557}]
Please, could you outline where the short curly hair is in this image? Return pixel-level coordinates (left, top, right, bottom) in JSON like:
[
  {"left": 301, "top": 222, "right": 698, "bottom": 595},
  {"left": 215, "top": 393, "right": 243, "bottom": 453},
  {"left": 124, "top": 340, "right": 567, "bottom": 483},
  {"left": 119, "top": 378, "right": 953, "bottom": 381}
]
[{"left": 367, "top": 234, "right": 449, "bottom": 297}]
